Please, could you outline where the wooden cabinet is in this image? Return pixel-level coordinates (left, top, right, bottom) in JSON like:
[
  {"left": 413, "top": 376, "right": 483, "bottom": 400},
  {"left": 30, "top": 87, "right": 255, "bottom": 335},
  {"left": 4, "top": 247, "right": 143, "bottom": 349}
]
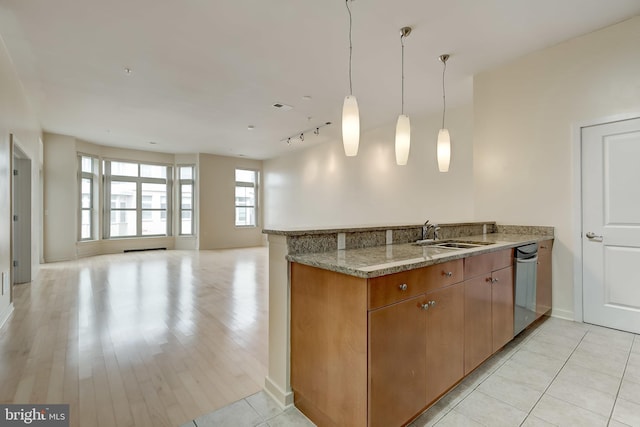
[
  {"left": 424, "top": 283, "right": 465, "bottom": 403},
  {"left": 463, "top": 249, "right": 514, "bottom": 374},
  {"left": 368, "top": 282, "right": 465, "bottom": 427},
  {"left": 291, "top": 244, "right": 529, "bottom": 427},
  {"left": 369, "top": 296, "right": 427, "bottom": 427},
  {"left": 536, "top": 240, "right": 553, "bottom": 319}
]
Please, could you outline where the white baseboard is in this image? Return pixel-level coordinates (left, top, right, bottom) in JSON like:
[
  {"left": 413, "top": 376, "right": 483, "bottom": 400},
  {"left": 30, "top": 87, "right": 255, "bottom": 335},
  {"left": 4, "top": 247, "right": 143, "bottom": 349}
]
[
  {"left": 264, "top": 376, "right": 294, "bottom": 410},
  {"left": 0, "top": 303, "right": 15, "bottom": 330},
  {"left": 550, "top": 308, "right": 574, "bottom": 322}
]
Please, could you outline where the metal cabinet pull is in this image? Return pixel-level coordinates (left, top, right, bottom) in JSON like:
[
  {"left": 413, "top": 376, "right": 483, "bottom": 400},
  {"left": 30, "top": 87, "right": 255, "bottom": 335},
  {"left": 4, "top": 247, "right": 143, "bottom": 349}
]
[
  {"left": 429, "top": 300, "right": 436, "bottom": 307},
  {"left": 444, "top": 271, "right": 453, "bottom": 277},
  {"left": 399, "top": 283, "right": 408, "bottom": 291},
  {"left": 420, "top": 303, "right": 430, "bottom": 311}
]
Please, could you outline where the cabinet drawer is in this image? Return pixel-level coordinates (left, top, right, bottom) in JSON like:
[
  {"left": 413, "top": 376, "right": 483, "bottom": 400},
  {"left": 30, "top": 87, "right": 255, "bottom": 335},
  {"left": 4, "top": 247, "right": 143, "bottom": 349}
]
[
  {"left": 368, "top": 268, "right": 428, "bottom": 310},
  {"left": 464, "top": 248, "right": 513, "bottom": 279},
  {"left": 424, "top": 260, "right": 463, "bottom": 293},
  {"left": 368, "top": 260, "right": 463, "bottom": 310}
]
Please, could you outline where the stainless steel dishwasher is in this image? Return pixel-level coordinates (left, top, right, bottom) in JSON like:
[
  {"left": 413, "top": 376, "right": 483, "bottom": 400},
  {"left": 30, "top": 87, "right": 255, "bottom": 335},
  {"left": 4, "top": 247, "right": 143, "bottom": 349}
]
[{"left": 514, "top": 243, "right": 538, "bottom": 336}]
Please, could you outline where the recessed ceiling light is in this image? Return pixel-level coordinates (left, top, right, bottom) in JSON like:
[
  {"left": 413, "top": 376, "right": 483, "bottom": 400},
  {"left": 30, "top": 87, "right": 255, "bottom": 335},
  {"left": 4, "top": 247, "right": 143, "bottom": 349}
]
[
  {"left": 247, "top": 125, "right": 255, "bottom": 130},
  {"left": 124, "top": 67, "right": 132, "bottom": 74},
  {"left": 302, "top": 95, "right": 312, "bottom": 100}
]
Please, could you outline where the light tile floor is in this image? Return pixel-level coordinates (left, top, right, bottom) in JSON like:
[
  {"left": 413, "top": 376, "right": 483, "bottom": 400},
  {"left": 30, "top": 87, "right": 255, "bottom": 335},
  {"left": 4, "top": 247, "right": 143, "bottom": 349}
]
[{"left": 181, "top": 317, "right": 640, "bottom": 427}]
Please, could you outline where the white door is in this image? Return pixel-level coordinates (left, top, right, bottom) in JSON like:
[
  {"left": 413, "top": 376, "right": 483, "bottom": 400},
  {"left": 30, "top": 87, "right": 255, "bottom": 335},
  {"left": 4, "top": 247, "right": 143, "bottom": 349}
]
[{"left": 582, "top": 117, "right": 640, "bottom": 334}]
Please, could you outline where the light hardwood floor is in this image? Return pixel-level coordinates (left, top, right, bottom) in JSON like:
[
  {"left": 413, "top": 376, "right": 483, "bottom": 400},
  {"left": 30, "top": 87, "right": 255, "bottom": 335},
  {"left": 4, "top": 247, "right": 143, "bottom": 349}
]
[{"left": 0, "top": 248, "right": 269, "bottom": 427}]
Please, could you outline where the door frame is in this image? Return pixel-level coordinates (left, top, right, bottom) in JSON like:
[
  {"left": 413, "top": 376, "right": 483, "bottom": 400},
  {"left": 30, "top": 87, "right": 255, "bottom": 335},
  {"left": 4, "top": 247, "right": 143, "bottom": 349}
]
[
  {"left": 10, "top": 136, "right": 32, "bottom": 285},
  {"left": 572, "top": 112, "right": 640, "bottom": 323}
]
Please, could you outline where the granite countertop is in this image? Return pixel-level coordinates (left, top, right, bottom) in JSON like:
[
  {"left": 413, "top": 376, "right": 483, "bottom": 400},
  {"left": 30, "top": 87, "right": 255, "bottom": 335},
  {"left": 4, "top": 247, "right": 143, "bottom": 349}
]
[{"left": 287, "top": 233, "right": 553, "bottom": 279}]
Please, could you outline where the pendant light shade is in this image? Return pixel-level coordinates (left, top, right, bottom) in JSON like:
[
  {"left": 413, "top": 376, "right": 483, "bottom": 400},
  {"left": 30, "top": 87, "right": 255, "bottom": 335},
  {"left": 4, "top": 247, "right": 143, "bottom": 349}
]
[
  {"left": 395, "top": 114, "right": 411, "bottom": 165},
  {"left": 342, "top": 0, "right": 360, "bottom": 157},
  {"left": 437, "top": 128, "right": 450, "bottom": 172},
  {"left": 342, "top": 95, "right": 360, "bottom": 156},
  {"left": 437, "top": 54, "right": 451, "bottom": 172},
  {"left": 395, "top": 26, "right": 412, "bottom": 165}
]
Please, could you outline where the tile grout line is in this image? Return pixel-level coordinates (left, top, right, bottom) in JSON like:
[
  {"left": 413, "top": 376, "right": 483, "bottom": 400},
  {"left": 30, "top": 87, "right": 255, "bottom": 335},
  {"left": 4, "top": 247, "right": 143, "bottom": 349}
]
[
  {"left": 439, "top": 324, "right": 544, "bottom": 426},
  {"left": 605, "top": 334, "right": 637, "bottom": 426},
  {"left": 516, "top": 327, "right": 590, "bottom": 426}
]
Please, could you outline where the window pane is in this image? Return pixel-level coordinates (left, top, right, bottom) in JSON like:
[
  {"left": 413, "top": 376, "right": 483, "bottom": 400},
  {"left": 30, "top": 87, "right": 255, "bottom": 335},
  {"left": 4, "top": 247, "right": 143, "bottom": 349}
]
[
  {"left": 180, "top": 166, "right": 193, "bottom": 180},
  {"left": 141, "top": 183, "right": 166, "bottom": 207},
  {"left": 181, "top": 184, "right": 192, "bottom": 209},
  {"left": 235, "top": 186, "right": 255, "bottom": 207},
  {"left": 111, "top": 181, "right": 137, "bottom": 208},
  {"left": 81, "top": 156, "right": 93, "bottom": 173},
  {"left": 111, "top": 161, "right": 138, "bottom": 177},
  {"left": 235, "top": 207, "right": 255, "bottom": 226},
  {"left": 140, "top": 164, "right": 167, "bottom": 179},
  {"left": 81, "top": 210, "right": 91, "bottom": 239},
  {"left": 81, "top": 178, "right": 92, "bottom": 208},
  {"left": 235, "top": 169, "right": 255, "bottom": 183},
  {"left": 142, "top": 212, "right": 166, "bottom": 235},
  {"left": 110, "top": 210, "right": 137, "bottom": 237},
  {"left": 181, "top": 218, "right": 192, "bottom": 235}
]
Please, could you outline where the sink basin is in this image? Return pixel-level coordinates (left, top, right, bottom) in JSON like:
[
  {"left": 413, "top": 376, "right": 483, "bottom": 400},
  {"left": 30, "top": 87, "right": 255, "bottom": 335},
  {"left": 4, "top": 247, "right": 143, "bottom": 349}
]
[{"left": 414, "top": 239, "right": 495, "bottom": 249}]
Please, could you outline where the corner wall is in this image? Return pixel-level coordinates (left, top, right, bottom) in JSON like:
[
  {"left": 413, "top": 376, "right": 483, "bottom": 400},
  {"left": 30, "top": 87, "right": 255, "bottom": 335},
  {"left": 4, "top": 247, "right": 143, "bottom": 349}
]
[
  {"left": 473, "top": 16, "right": 640, "bottom": 319},
  {"left": 198, "top": 153, "right": 264, "bottom": 249},
  {"left": 0, "top": 35, "right": 42, "bottom": 324},
  {"left": 263, "top": 105, "right": 475, "bottom": 229}
]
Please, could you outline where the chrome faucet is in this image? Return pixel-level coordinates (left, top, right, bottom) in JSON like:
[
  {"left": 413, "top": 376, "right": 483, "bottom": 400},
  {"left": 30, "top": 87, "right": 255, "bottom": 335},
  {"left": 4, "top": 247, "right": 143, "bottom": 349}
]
[{"left": 422, "top": 220, "right": 440, "bottom": 241}]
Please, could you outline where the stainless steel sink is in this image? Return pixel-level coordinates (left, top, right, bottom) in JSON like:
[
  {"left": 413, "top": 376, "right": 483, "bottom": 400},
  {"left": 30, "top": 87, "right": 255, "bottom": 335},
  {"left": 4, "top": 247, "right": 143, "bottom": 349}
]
[{"left": 414, "top": 239, "right": 495, "bottom": 249}]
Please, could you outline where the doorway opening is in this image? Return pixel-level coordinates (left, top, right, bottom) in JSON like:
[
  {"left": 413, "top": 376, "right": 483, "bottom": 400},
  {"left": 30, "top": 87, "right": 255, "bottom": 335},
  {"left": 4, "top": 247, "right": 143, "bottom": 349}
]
[{"left": 11, "top": 135, "right": 32, "bottom": 285}]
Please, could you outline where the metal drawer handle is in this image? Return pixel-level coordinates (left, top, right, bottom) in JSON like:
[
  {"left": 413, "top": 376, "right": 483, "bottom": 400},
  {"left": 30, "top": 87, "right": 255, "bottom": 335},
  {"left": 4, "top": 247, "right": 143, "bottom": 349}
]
[
  {"left": 444, "top": 271, "right": 453, "bottom": 277},
  {"left": 399, "top": 283, "right": 408, "bottom": 291},
  {"left": 420, "top": 303, "right": 430, "bottom": 311},
  {"left": 429, "top": 300, "right": 436, "bottom": 307}
]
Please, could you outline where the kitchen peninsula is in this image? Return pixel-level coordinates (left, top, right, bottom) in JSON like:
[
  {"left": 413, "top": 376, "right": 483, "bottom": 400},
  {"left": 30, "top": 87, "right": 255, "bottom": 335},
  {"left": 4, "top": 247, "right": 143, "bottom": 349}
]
[{"left": 263, "top": 222, "right": 553, "bottom": 427}]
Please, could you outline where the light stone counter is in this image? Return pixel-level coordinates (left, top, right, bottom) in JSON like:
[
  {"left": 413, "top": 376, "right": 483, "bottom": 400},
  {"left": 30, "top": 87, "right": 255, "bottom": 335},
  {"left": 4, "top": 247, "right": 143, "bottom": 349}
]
[{"left": 287, "top": 233, "right": 554, "bottom": 279}]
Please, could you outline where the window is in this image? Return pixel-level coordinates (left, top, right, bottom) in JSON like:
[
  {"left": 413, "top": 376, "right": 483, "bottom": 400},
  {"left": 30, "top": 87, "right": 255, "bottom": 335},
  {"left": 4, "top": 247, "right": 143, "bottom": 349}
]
[
  {"left": 79, "top": 155, "right": 98, "bottom": 240},
  {"left": 235, "top": 169, "right": 257, "bottom": 227},
  {"left": 104, "top": 160, "right": 172, "bottom": 238},
  {"left": 179, "top": 166, "right": 195, "bottom": 235}
]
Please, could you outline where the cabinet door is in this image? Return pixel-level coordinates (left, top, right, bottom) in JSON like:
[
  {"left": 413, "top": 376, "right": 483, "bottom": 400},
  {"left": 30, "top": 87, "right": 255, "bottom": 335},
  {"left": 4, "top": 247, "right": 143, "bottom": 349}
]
[
  {"left": 492, "top": 266, "right": 514, "bottom": 352},
  {"left": 425, "top": 283, "right": 464, "bottom": 404},
  {"left": 464, "top": 275, "right": 493, "bottom": 374},
  {"left": 536, "top": 240, "right": 553, "bottom": 319},
  {"left": 369, "top": 296, "right": 427, "bottom": 427}
]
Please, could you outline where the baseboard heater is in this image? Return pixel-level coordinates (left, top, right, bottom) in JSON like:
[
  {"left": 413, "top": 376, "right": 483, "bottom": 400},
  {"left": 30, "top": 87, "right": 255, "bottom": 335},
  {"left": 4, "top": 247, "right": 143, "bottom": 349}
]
[{"left": 123, "top": 247, "right": 167, "bottom": 253}]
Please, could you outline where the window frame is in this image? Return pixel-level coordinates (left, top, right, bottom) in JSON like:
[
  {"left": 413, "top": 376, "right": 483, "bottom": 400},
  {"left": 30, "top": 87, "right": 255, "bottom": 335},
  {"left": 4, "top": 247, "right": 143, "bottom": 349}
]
[
  {"left": 235, "top": 168, "right": 258, "bottom": 228},
  {"left": 78, "top": 155, "right": 98, "bottom": 241},
  {"left": 178, "top": 165, "right": 195, "bottom": 236},
  {"left": 103, "top": 160, "right": 173, "bottom": 239}
]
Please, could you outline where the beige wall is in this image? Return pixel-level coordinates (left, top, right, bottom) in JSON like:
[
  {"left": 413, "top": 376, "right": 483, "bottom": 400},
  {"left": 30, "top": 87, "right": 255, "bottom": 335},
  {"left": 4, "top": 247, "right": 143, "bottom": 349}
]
[
  {"left": 473, "top": 16, "right": 640, "bottom": 319},
  {"left": 43, "top": 133, "right": 77, "bottom": 262},
  {"left": 198, "top": 153, "right": 264, "bottom": 249},
  {"left": 0, "top": 35, "right": 42, "bottom": 324},
  {"left": 263, "top": 105, "right": 475, "bottom": 229}
]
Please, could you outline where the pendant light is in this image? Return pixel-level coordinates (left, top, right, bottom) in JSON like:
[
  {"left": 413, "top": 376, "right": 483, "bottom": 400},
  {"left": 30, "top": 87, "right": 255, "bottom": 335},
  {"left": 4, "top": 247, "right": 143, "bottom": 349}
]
[
  {"left": 395, "top": 27, "right": 412, "bottom": 166},
  {"left": 342, "top": 0, "right": 359, "bottom": 156},
  {"left": 437, "top": 54, "right": 451, "bottom": 172}
]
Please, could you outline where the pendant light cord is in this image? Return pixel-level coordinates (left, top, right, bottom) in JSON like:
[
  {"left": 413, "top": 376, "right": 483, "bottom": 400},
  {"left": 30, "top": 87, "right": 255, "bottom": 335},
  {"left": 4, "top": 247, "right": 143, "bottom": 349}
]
[
  {"left": 441, "top": 60, "right": 447, "bottom": 129},
  {"left": 346, "top": 0, "right": 353, "bottom": 96},
  {"left": 401, "top": 34, "right": 405, "bottom": 115}
]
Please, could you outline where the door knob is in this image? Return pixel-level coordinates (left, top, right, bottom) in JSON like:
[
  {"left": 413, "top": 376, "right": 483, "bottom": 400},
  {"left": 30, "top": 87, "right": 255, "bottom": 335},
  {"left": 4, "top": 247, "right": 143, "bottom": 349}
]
[{"left": 585, "top": 232, "right": 603, "bottom": 240}]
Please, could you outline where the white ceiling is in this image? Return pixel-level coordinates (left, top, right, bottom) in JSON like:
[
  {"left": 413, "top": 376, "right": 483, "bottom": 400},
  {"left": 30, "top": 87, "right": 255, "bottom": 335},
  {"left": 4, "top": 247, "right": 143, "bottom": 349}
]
[{"left": 1, "top": 1, "right": 639, "bottom": 160}]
